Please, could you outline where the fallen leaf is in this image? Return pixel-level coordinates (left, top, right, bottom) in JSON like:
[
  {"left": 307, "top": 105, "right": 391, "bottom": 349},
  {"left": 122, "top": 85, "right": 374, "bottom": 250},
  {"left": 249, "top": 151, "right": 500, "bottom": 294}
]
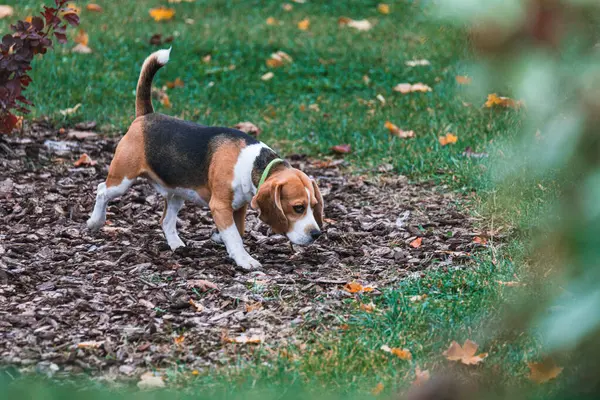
[
  {"left": 234, "top": 121, "right": 261, "bottom": 136},
  {"left": 484, "top": 93, "right": 522, "bottom": 109},
  {"left": 377, "top": 4, "right": 390, "bottom": 14},
  {"left": 381, "top": 345, "right": 412, "bottom": 360},
  {"left": 224, "top": 334, "right": 262, "bottom": 344},
  {"left": 339, "top": 18, "right": 373, "bottom": 31},
  {"left": 188, "top": 298, "right": 204, "bottom": 312},
  {"left": 331, "top": 144, "right": 351, "bottom": 154},
  {"left": 161, "top": 94, "right": 172, "bottom": 108},
  {"left": 266, "top": 17, "right": 278, "bottom": 25},
  {"left": 528, "top": 358, "right": 563, "bottom": 383},
  {"left": 473, "top": 236, "right": 488, "bottom": 245},
  {"left": 409, "top": 294, "right": 427, "bottom": 302},
  {"left": 86, "top": 4, "right": 103, "bottom": 12},
  {"left": 308, "top": 103, "right": 320, "bottom": 112},
  {"left": 77, "top": 341, "right": 103, "bottom": 349},
  {"left": 245, "top": 302, "right": 263, "bottom": 313},
  {"left": 363, "top": 75, "right": 371, "bottom": 85},
  {"left": 405, "top": 59, "right": 430, "bottom": 67},
  {"left": 385, "top": 121, "right": 415, "bottom": 139},
  {"left": 186, "top": 279, "right": 219, "bottom": 291},
  {"left": 266, "top": 50, "right": 293, "bottom": 68},
  {"left": 282, "top": 3, "right": 293, "bottom": 11},
  {"left": 59, "top": 103, "right": 82, "bottom": 116},
  {"left": 360, "top": 302, "right": 375, "bottom": 312},
  {"left": 0, "top": 5, "right": 13, "bottom": 19},
  {"left": 456, "top": 75, "right": 472, "bottom": 85},
  {"left": 393, "top": 83, "right": 432, "bottom": 93},
  {"left": 137, "top": 372, "right": 165, "bottom": 390},
  {"left": 439, "top": 133, "right": 458, "bottom": 146},
  {"left": 297, "top": 18, "right": 310, "bottom": 30},
  {"left": 74, "top": 153, "right": 97, "bottom": 167},
  {"left": 376, "top": 94, "right": 386, "bottom": 105},
  {"left": 413, "top": 366, "right": 431, "bottom": 387},
  {"left": 261, "top": 72, "right": 274, "bottom": 81},
  {"left": 409, "top": 237, "right": 422, "bottom": 248},
  {"left": 372, "top": 382, "right": 384, "bottom": 395},
  {"left": 344, "top": 281, "right": 374, "bottom": 293},
  {"left": 149, "top": 7, "right": 175, "bottom": 22},
  {"left": 174, "top": 335, "right": 185, "bottom": 345},
  {"left": 443, "top": 339, "right": 487, "bottom": 365},
  {"left": 191, "top": 370, "right": 199, "bottom": 375},
  {"left": 75, "top": 28, "right": 88, "bottom": 45},
  {"left": 202, "top": 54, "right": 211, "bottom": 63},
  {"left": 166, "top": 78, "right": 185, "bottom": 89},
  {"left": 72, "top": 43, "right": 92, "bottom": 54}
]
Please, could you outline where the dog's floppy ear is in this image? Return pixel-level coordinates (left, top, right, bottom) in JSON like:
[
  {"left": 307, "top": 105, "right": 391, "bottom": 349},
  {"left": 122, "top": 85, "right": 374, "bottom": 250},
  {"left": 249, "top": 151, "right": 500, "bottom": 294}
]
[
  {"left": 311, "top": 179, "right": 324, "bottom": 228},
  {"left": 251, "top": 180, "right": 289, "bottom": 234}
]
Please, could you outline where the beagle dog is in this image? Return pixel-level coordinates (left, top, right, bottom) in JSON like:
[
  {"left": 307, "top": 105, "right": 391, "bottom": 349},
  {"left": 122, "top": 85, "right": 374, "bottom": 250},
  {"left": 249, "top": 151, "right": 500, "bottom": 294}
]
[{"left": 86, "top": 49, "right": 323, "bottom": 270}]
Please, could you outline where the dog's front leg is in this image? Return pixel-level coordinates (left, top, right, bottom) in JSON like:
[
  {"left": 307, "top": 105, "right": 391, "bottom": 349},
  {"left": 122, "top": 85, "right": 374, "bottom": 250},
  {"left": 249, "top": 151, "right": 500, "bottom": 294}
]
[{"left": 210, "top": 200, "right": 262, "bottom": 270}]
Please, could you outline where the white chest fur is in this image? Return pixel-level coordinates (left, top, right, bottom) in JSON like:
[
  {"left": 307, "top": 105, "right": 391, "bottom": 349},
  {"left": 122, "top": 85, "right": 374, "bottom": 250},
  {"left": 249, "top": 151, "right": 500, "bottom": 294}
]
[{"left": 231, "top": 142, "right": 272, "bottom": 210}]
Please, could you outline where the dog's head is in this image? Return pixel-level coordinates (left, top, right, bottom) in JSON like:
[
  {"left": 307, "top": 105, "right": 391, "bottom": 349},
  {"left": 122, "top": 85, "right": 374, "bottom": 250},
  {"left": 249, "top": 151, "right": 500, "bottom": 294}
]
[{"left": 251, "top": 168, "right": 323, "bottom": 245}]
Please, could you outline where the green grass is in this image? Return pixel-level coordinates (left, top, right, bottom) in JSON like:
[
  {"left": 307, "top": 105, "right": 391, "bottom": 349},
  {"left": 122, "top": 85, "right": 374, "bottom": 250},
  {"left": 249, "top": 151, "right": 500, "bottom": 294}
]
[{"left": 0, "top": 0, "right": 560, "bottom": 398}]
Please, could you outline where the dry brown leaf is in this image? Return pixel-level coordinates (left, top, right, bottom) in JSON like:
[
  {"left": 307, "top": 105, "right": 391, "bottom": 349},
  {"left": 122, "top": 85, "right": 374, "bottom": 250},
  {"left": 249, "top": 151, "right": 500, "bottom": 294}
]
[
  {"left": 377, "top": 4, "right": 390, "bottom": 14},
  {"left": 74, "top": 29, "right": 89, "bottom": 46},
  {"left": 484, "top": 93, "right": 522, "bottom": 109},
  {"left": 186, "top": 279, "right": 219, "bottom": 291},
  {"left": 149, "top": 7, "right": 175, "bottom": 21},
  {"left": 266, "top": 50, "right": 293, "bottom": 68},
  {"left": 413, "top": 366, "right": 431, "bottom": 387},
  {"left": 261, "top": 72, "right": 274, "bottom": 81},
  {"left": 456, "top": 75, "right": 472, "bottom": 85},
  {"left": 443, "top": 339, "right": 487, "bottom": 365},
  {"left": 86, "top": 4, "right": 103, "bottom": 12},
  {"left": 385, "top": 121, "right": 415, "bottom": 139},
  {"left": 245, "top": 302, "right": 263, "bottom": 313},
  {"left": 297, "top": 18, "right": 310, "bottom": 30},
  {"left": 381, "top": 345, "right": 412, "bottom": 360},
  {"left": 439, "top": 133, "right": 458, "bottom": 146},
  {"left": 77, "top": 341, "right": 103, "bottom": 349},
  {"left": 0, "top": 5, "right": 14, "bottom": 19},
  {"left": 331, "top": 144, "right": 352, "bottom": 154},
  {"left": 224, "top": 334, "right": 262, "bottom": 345},
  {"left": 137, "top": 372, "right": 165, "bottom": 390},
  {"left": 473, "top": 236, "right": 488, "bottom": 245},
  {"left": 266, "top": 17, "right": 278, "bottom": 25},
  {"left": 372, "top": 382, "right": 384, "bottom": 395},
  {"left": 528, "top": 358, "right": 563, "bottom": 383},
  {"left": 393, "top": 82, "right": 432, "bottom": 94},
  {"left": 74, "top": 153, "right": 96, "bottom": 167},
  {"left": 360, "top": 302, "right": 375, "bottom": 312},
  {"left": 160, "top": 94, "right": 171, "bottom": 108},
  {"left": 72, "top": 43, "right": 92, "bottom": 54},
  {"left": 234, "top": 121, "right": 261, "bottom": 136},
  {"left": 188, "top": 298, "right": 204, "bottom": 312},
  {"left": 166, "top": 78, "right": 184, "bottom": 89},
  {"left": 409, "top": 237, "right": 422, "bottom": 248},
  {"left": 344, "top": 281, "right": 374, "bottom": 293},
  {"left": 202, "top": 54, "right": 211, "bottom": 63},
  {"left": 174, "top": 335, "right": 185, "bottom": 345}
]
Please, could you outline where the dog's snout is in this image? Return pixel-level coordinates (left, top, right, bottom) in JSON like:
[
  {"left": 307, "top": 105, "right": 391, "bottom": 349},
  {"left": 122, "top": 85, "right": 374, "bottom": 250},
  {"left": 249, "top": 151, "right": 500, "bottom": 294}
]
[{"left": 310, "top": 229, "right": 321, "bottom": 240}]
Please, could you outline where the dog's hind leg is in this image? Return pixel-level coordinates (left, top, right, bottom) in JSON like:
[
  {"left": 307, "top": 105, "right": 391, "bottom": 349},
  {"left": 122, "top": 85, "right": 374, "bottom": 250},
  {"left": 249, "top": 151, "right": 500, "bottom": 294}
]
[{"left": 161, "top": 195, "right": 185, "bottom": 250}]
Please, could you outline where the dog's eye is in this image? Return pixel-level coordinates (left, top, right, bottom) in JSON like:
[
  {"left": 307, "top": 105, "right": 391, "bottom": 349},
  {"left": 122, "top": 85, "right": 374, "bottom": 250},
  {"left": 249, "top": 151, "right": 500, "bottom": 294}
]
[{"left": 293, "top": 205, "right": 305, "bottom": 214}]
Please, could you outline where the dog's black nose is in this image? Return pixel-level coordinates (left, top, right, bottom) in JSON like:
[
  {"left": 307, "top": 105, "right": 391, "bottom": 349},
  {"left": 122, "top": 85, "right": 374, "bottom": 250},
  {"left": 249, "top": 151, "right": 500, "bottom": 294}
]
[{"left": 310, "top": 229, "right": 322, "bottom": 240}]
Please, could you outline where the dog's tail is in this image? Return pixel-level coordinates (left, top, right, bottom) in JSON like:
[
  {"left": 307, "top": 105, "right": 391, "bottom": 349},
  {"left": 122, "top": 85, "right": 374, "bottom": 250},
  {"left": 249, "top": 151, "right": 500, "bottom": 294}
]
[{"left": 135, "top": 48, "right": 171, "bottom": 118}]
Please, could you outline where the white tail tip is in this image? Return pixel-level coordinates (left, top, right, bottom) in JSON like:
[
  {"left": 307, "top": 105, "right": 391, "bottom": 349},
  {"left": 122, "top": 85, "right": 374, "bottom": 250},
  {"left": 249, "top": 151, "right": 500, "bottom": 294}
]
[{"left": 155, "top": 47, "right": 171, "bottom": 65}]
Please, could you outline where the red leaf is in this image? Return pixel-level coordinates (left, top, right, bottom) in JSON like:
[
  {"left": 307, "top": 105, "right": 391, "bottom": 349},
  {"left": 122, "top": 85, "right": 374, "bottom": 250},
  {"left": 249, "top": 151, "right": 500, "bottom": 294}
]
[
  {"left": 54, "top": 31, "right": 67, "bottom": 44},
  {"left": 62, "top": 12, "right": 79, "bottom": 27},
  {"left": 0, "top": 113, "right": 19, "bottom": 134},
  {"left": 331, "top": 144, "right": 351, "bottom": 154}
]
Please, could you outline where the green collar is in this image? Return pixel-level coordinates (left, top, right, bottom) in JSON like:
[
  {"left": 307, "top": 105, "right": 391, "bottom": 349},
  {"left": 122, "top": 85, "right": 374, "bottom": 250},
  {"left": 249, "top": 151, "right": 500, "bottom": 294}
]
[{"left": 257, "top": 158, "right": 284, "bottom": 190}]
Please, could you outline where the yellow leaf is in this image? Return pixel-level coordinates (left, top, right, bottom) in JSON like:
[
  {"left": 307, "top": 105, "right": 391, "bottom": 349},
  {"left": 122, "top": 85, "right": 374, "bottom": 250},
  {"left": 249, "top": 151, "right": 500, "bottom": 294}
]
[
  {"left": 149, "top": 7, "right": 175, "bottom": 22},
  {"left": 297, "top": 18, "right": 310, "bottom": 31},
  {"left": 360, "top": 302, "right": 375, "bottom": 312},
  {"left": 528, "top": 358, "right": 563, "bottom": 384},
  {"left": 484, "top": 93, "right": 522, "bottom": 109},
  {"left": 166, "top": 78, "right": 185, "bottom": 89},
  {"left": 439, "top": 133, "right": 458, "bottom": 146},
  {"left": 381, "top": 345, "right": 412, "bottom": 360},
  {"left": 393, "top": 82, "right": 432, "bottom": 93},
  {"left": 161, "top": 94, "right": 172, "bottom": 108},
  {"left": 266, "top": 51, "right": 293, "bottom": 68},
  {"left": 74, "top": 153, "right": 97, "bottom": 167},
  {"left": 77, "top": 341, "right": 102, "bottom": 349},
  {"left": 0, "top": 6, "right": 14, "bottom": 19},
  {"left": 372, "top": 382, "right": 384, "bottom": 395},
  {"left": 443, "top": 339, "right": 487, "bottom": 365},
  {"left": 385, "top": 121, "right": 415, "bottom": 139},
  {"left": 410, "top": 237, "right": 422, "bottom": 248},
  {"left": 377, "top": 4, "right": 390, "bottom": 14},
  {"left": 86, "top": 4, "right": 103, "bottom": 12},
  {"left": 174, "top": 335, "right": 185, "bottom": 345},
  {"left": 188, "top": 298, "right": 204, "bottom": 312},
  {"left": 266, "top": 17, "right": 278, "bottom": 25},
  {"left": 344, "top": 281, "right": 374, "bottom": 293},
  {"left": 25, "top": 16, "right": 33, "bottom": 23},
  {"left": 60, "top": 103, "right": 81, "bottom": 116},
  {"left": 74, "top": 29, "right": 89, "bottom": 46},
  {"left": 191, "top": 370, "right": 199, "bottom": 375},
  {"left": 456, "top": 75, "right": 472, "bottom": 85}
]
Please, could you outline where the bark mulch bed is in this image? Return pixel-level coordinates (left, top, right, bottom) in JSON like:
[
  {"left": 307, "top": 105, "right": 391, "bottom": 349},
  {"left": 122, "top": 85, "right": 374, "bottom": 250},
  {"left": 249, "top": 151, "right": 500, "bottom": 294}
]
[{"left": 0, "top": 126, "right": 480, "bottom": 379}]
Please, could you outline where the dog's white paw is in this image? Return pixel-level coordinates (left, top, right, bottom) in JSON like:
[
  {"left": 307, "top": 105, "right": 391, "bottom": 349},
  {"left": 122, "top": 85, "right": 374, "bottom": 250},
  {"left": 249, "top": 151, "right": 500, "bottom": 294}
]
[
  {"left": 234, "top": 254, "right": 262, "bottom": 271},
  {"left": 86, "top": 217, "right": 104, "bottom": 232},
  {"left": 211, "top": 232, "right": 223, "bottom": 244},
  {"left": 168, "top": 238, "right": 186, "bottom": 251}
]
